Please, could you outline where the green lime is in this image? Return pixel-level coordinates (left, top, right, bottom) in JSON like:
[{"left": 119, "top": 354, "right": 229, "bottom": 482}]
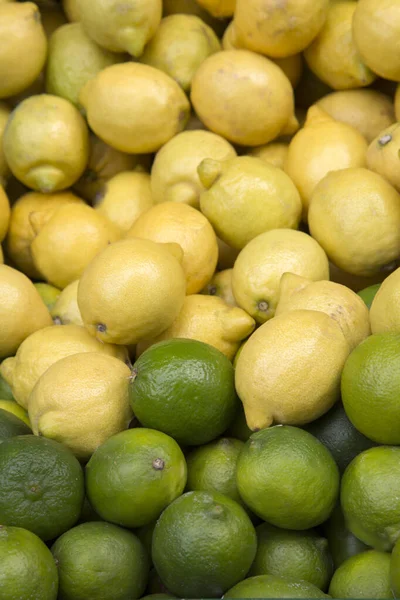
[
  {"left": 51, "top": 521, "right": 149, "bottom": 600},
  {"left": 357, "top": 283, "right": 381, "bottom": 309},
  {"left": 323, "top": 503, "right": 370, "bottom": 569},
  {"left": 236, "top": 426, "right": 339, "bottom": 530},
  {"left": 341, "top": 333, "right": 400, "bottom": 444},
  {"left": 390, "top": 537, "right": 400, "bottom": 597},
  {"left": 225, "top": 403, "right": 252, "bottom": 442},
  {"left": 224, "top": 574, "right": 330, "bottom": 598},
  {"left": 0, "top": 371, "right": 14, "bottom": 401},
  {"left": 0, "top": 407, "right": 31, "bottom": 441},
  {"left": 249, "top": 522, "right": 333, "bottom": 592},
  {"left": 304, "top": 401, "right": 377, "bottom": 475},
  {"left": 328, "top": 550, "right": 391, "bottom": 598},
  {"left": 152, "top": 490, "right": 257, "bottom": 598},
  {"left": 341, "top": 446, "right": 400, "bottom": 551},
  {"left": 129, "top": 339, "right": 239, "bottom": 446},
  {"left": 185, "top": 437, "right": 245, "bottom": 506},
  {"left": 86, "top": 428, "right": 187, "bottom": 528},
  {"left": 0, "top": 525, "right": 58, "bottom": 600},
  {"left": 0, "top": 435, "right": 84, "bottom": 540},
  {"left": 33, "top": 282, "right": 61, "bottom": 311}
]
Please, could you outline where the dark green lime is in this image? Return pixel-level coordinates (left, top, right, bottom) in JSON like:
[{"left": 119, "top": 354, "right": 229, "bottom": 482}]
[
  {"left": 0, "top": 371, "right": 14, "bottom": 401},
  {"left": 0, "top": 407, "right": 31, "bottom": 441},
  {"left": 224, "top": 574, "right": 330, "bottom": 598}
]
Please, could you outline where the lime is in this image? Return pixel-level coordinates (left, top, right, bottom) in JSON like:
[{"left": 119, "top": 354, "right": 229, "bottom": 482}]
[
  {"left": 129, "top": 339, "right": 239, "bottom": 446},
  {"left": 152, "top": 490, "right": 257, "bottom": 598},
  {"left": 390, "top": 537, "right": 400, "bottom": 596},
  {"left": 0, "top": 407, "right": 31, "bottom": 441},
  {"left": 304, "top": 401, "right": 377, "bottom": 474},
  {"left": 0, "top": 399, "right": 30, "bottom": 427},
  {"left": 323, "top": 503, "right": 370, "bottom": 569},
  {"left": 0, "top": 435, "right": 84, "bottom": 540},
  {"left": 51, "top": 521, "right": 149, "bottom": 600},
  {"left": 341, "top": 333, "right": 400, "bottom": 444},
  {"left": 249, "top": 522, "right": 333, "bottom": 591},
  {"left": 0, "top": 525, "right": 58, "bottom": 600},
  {"left": 0, "top": 371, "right": 14, "bottom": 400},
  {"left": 225, "top": 403, "right": 252, "bottom": 442},
  {"left": 186, "top": 437, "right": 245, "bottom": 506},
  {"left": 341, "top": 446, "right": 400, "bottom": 551},
  {"left": 357, "top": 283, "right": 381, "bottom": 309},
  {"left": 224, "top": 574, "right": 330, "bottom": 598},
  {"left": 328, "top": 550, "right": 391, "bottom": 598},
  {"left": 86, "top": 428, "right": 187, "bottom": 528},
  {"left": 236, "top": 426, "right": 339, "bottom": 529}
]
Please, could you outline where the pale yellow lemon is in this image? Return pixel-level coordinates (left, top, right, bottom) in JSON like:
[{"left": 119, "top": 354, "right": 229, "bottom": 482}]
[
  {"left": 0, "top": 185, "right": 10, "bottom": 243},
  {"left": 0, "top": 102, "right": 10, "bottom": 185},
  {"left": 202, "top": 269, "right": 237, "bottom": 307},
  {"left": 366, "top": 123, "right": 400, "bottom": 192},
  {"left": 247, "top": 143, "right": 289, "bottom": 171},
  {"left": 50, "top": 281, "right": 83, "bottom": 327},
  {"left": 126, "top": 201, "right": 218, "bottom": 295},
  {"left": 369, "top": 267, "right": 400, "bottom": 334}
]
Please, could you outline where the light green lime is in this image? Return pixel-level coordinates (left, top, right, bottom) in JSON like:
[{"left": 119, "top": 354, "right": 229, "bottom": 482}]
[
  {"left": 357, "top": 283, "right": 381, "bottom": 309},
  {"left": 328, "top": 550, "right": 391, "bottom": 598},
  {"left": 224, "top": 574, "right": 330, "bottom": 598}
]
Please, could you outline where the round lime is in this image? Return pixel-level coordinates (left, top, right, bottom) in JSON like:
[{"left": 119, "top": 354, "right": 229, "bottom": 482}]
[
  {"left": 329, "top": 550, "right": 391, "bottom": 598},
  {"left": 224, "top": 574, "right": 330, "bottom": 598}
]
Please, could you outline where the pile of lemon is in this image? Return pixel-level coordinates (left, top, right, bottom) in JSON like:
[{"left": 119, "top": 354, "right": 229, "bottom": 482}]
[{"left": 2, "top": 0, "right": 400, "bottom": 598}]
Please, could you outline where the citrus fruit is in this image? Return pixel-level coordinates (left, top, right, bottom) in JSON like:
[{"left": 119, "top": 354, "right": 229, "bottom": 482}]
[
  {"left": 224, "top": 574, "right": 329, "bottom": 598},
  {"left": 358, "top": 283, "right": 381, "bottom": 309},
  {"left": 195, "top": 0, "right": 235, "bottom": 17},
  {"left": 328, "top": 550, "right": 391, "bottom": 599},
  {"left": 367, "top": 124, "right": 400, "bottom": 193},
  {"left": 86, "top": 428, "right": 187, "bottom": 528},
  {"left": 341, "top": 333, "right": 400, "bottom": 444},
  {"left": 341, "top": 446, "right": 400, "bottom": 551},
  {"left": 152, "top": 491, "right": 257, "bottom": 598},
  {"left": 34, "top": 283, "right": 61, "bottom": 311},
  {"left": 0, "top": 185, "right": 10, "bottom": 243},
  {"left": 0, "top": 525, "right": 58, "bottom": 600},
  {"left": 0, "top": 103, "right": 10, "bottom": 185},
  {"left": 202, "top": 269, "right": 237, "bottom": 307},
  {"left": 323, "top": 503, "right": 370, "bottom": 569},
  {"left": 236, "top": 426, "right": 339, "bottom": 529},
  {"left": 0, "top": 435, "right": 84, "bottom": 540},
  {"left": 370, "top": 266, "right": 400, "bottom": 333},
  {"left": 0, "top": 400, "right": 29, "bottom": 427},
  {"left": 130, "top": 339, "right": 239, "bottom": 446},
  {"left": 51, "top": 521, "right": 149, "bottom": 600},
  {"left": 0, "top": 372, "right": 14, "bottom": 401},
  {"left": 0, "top": 408, "right": 31, "bottom": 441},
  {"left": 249, "top": 522, "right": 333, "bottom": 592},
  {"left": 390, "top": 537, "right": 400, "bottom": 597},
  {"left": 247, "top": 142, "right": 289, "bottom": 170},
  {"left": 50, "top": 280, "right": 83, "bottom": 326}
]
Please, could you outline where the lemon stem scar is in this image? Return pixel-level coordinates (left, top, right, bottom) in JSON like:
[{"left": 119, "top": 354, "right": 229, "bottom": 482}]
[
  {"left": 152, "top": 458, "right": 164, "bottom": 470},
  {"left": 96, "top": 323, "right": 106, "bottom": 333},
  {"left": 258, "top": 301, "right": 269, "bottom": 312},
  {"left": 379, "top": 134, "right": 392, "bottom": 146}
]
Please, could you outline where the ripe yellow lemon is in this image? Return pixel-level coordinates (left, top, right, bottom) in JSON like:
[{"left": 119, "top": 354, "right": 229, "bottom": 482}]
[
  {"left": 202, "top": 269, "right": 237, "bottom": 307},
  {"left": 247, "top": 143, "right": 289, "bottom": 171},
  {"left": 50, "top": 280, "right": 83, "bottom": 327},
  {"left": 367, "top": 123, "right": 400, "bottom": 192}
]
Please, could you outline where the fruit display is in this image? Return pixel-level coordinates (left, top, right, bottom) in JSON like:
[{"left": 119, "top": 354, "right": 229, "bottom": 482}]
[{"left": 2, "top": 1, "right": 400, "bottom": 598}]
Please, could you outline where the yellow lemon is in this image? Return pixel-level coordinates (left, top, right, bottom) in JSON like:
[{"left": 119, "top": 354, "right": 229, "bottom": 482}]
[
  {"left": 247, "top": 143, "right": 289, "bottom": 171},
  {"left": 50, "top": 281, "right": 83, "bottom": 327},
  {"left": 198, "top": 156, "right": 301, "bottom": 250},
  {"left": 30, "top": 203, "right": 120, "bottom": 289},
  {"left": 0, "top": 185, "right": 10, "bottom": 244},
  {"left": 140, "top": 15, "right": 220, "bottom": 92},
  {"left": 285, "top": 106, "right": 368, "bottom": 219},
  {"left": 0, "top": 265, "right": 53, "bottom": 359},
  {"left": 304, "top": 1, "right": 375, "bottom": 90},
  {"left": 316, "top": 90, "right": 395, "bottom": 143},
  {"left": 217, "top": 237, "right": 240, "bottom": 271},
  {"left": 195, "top": 0, "right": 235, "bottom": 17},
  {"left": 235, "top": 310, "right": 350, "bottom": 430},
  {"left": 0, "top": 324, "right": 127, "bottom": 409},
  {"left": 353, "top": 0, "right": 400, "bottom": 82},
  {"left": 0, "top": 102, "right": 10, "bottom": 185},
  {"left": 202, "top": 269, "right": 237, "bottom": 307},
  {"left": 77, "top": 0, "right": 162, "bottom": 57},
  {"left": 233, "top": 0, "right": 330, "bottom": 58},
  {"left": 232, "top": 229, "right": 329, "bottom": 323},
  {"left": 0, "top": 2, "right": 47, "bottom": 98},
  {"left": 136, "top": 295, "right": 255, "bottom": 361},
  {"left": 62, "top": 0, "right": 80, "bottom": 22},
  {"left": 308, "top": 168, "right": 400, "bottom": 277},
  {"left": 79, "top": 63, "right": 190, "bottom": 154},
  {"left": 276, "top": 273, "right": 371, "bottom": 350},
  {"left": 366, "top": 123, "right": 400, "bottom": 192},
  {"left": 150, "top": 130, "right": 236, "bottom": 209},
  {"left": 29, "top": 352, "right": 132, "bottom": 460},
  {"left": 3, "top": 95, "right": 89, "bottom": 193},
  {"left": 191, "top": 50, "right": 298, "bottom": 147},
  {"left": 77, "top": 238, "right": 187, "bottom": 346},
  {"left": 370, "top": 267, "right": 400, "bottom": 334},
  {"left": 6, "top": 191, "right": 84, "bottom": 280}
]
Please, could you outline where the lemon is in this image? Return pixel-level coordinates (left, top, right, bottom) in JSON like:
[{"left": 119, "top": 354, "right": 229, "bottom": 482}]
[
  {"left": 276, "top": 273, "right": 371, "bottom": 350},
  {"left": 370, "top": 267, "right": 400, "bottom": 333},
  {"left": 0, "top": 265, "right": 52, "bottom": 359},
  {"left": 195, "top": 0, "right": 235, "bottom": 17},
  {"left": 50, "top": 280, "right": 83, "bottom": 326},
  {"left": 30, "top": 203, "right": 120, "bottom": 289},
  {"left": 285, "top": 106, "right": 367, "bottom": 219},
  {"left": 233, "top": 0, "right": 329, "bottom": 58},
  {"left": 140, "top": 15, "right": 220, "bottom": 92},
  {"left": 304, "top": 1, "right": 375, "bottom": 90},
  {"left": 0, "top": 185, "right": 10, "bottom": 244},
  {"left": 0, "top": 399, "right": 30, "bottom": 426},
  {"left": 62, "top": 0, "right": 80, "bottom": 22},
  {"left": 353, "top": 0, "right": 400, "bottom": 82},
  {"left": 225, "top": 574, "right": 329, "bottom": 599},
  {"left": 308, "top": 168, "right": 400, "bottom": 277},
  {"left": 150, "top": 130, "right": 236, "bottom": 209},
  {"left": 202, "top": 269, "right": 237, "bottom": 307},
  {"left": 6, "top": 191, "right": 83, "bottom": 280},
  {"left": 367, "top": 123, "right": 400, "bottom": 192},
  {"left": 46, "top": 23, "right": 123, "bottom": 106},
  {"left": 247, "top": 142, "right": 289, "bottom": 170},
  {"left": 79, "top": 63, "right": 190, "bottom": 154},
  {"left": 198, "top": 156, "right": 301, "bottom": 250},
  {"left": 29, "top": 352, "right": 132, "bottom": 460},
  {"left": 232, "top": 229, "right": 329, "bottom": 323},
  {"left": 3, "top": 94, "right": 89, "bottom": 193},
  {"left": 77, "top": 0, "right": 161, "bottom": 57},
  {"left": 191, "top": 50, "right": 298, "bottom": 147},
  {"left": 74, "top": 133, "right": 150, "bottom": 203},
  {"left": 94, "top": 171, "right": 153, "bottom": 235},
  {"left": 0, "top": 3, "right": 47, "bottom": 99},
  {"left": 0, "top": 324, "right": 127, "bottom": 409},
  {"left": 235, "top": 310, "right": 349, "bottom": 430},
  {"left": 136, "top": 295, "right": 256, "bottom": 361},
  {"left": 329, "top": 550, "right": 391, "bottom": 599},
  {"left": 316, "top": 89, "right": 396, "bottom": 143},
  {"left": 0, "top": 103, "right": 10, "bottom": 185},
  {"left": 78, "top": 238, "right": 187, "bottom": 346},
  {"left": 34, "top": 282, "right": 61, "bottom": 311}
]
